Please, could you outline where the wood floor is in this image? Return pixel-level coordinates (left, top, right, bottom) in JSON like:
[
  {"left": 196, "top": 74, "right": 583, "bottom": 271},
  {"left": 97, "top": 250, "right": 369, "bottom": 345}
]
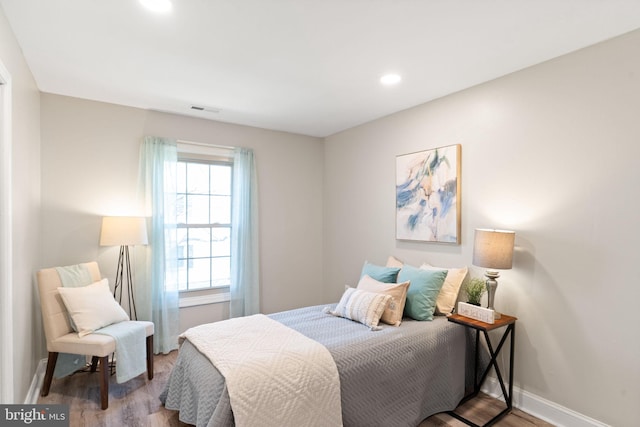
[
  {"left": 419, "top": 394, "right": 555, "bottom": 427},
  {"left": 38, "top": 351, "right": 554, "bottom": 427}
]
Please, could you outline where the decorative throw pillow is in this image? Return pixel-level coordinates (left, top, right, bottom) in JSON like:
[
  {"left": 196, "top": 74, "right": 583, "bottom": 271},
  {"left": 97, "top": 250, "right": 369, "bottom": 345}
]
[
  {"left": 360, "top": 261, "right": 401, "bottom": 283},
  {"left": 57, "top": 279, "right": 129, "bottom": 337},
  {"left": 356, "top": 275, "right": 410, "bottom": 326},
  {"left": 385, "top": 255, "right": 404, "bottom": 269},
  {"left": 399, "top": 265, "right": 448, "bottom": 321},
  {"left": 327, "top": 287, "right": 392, "bottom": 330},
  {"left": 420, "top": 264, "right": 469, "bottom": 315}
]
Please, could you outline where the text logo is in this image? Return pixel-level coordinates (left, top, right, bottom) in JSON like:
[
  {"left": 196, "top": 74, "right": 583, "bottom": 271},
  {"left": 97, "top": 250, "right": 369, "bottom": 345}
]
[{"left": 0, "top": 405, "right": 69, "bottom": 427}]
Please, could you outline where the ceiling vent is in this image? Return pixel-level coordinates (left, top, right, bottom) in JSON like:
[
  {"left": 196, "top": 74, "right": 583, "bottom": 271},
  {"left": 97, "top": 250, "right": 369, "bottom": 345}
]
[{"left": 190, "top": 105, "right": 221, "bottom": 113}]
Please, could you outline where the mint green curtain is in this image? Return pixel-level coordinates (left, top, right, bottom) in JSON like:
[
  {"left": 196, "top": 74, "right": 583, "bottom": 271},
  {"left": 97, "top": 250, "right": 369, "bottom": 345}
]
[
  {"left": 230, "top": 147, "right": 260, "bottom": 317},
  {"left": 139, "top": 136, "right": 179, "bottom": 354}
]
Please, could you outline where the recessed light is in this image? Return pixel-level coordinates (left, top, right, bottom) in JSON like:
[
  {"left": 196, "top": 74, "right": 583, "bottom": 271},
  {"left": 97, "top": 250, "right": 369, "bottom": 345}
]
[
  {"left": 380, "top": 73, "right": 402, "bottom": 86},
  {"left": 139, "top": 0, "right": 173, "bottom": 13}
]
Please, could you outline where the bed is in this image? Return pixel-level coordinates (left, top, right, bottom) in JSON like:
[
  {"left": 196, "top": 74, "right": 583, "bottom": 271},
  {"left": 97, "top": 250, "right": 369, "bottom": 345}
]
[{"left": 160, "top": 304, "right": 480, "bottom": 427}]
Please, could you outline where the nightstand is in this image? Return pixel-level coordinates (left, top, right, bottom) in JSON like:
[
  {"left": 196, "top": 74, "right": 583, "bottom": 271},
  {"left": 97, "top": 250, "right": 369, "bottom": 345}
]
[{"left": 447, "top": 313, "right": 517, "bottom": 427}]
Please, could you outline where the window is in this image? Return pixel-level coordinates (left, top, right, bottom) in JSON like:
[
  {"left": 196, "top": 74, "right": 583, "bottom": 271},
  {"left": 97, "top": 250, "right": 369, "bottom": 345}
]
[{"left": 176, "top": 158, "right": 232, "bottom": 291}]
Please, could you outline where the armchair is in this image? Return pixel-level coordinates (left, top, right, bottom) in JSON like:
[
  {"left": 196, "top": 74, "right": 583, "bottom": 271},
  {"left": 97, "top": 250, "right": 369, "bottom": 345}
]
[{"left": 37, "top": 262, "right": 154, "bottom": 409}]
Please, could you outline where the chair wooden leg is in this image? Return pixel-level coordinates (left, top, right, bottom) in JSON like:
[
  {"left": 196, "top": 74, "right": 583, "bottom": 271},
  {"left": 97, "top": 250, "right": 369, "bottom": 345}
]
[
  {"left": 90, "top": 356, "right": 99, "bottom": 372},
  {"left": 41, "top": 352, "right": 58, "bottom": 397},
  {"left": 146, "top": 335, "right": 154, "bottom": 380},
  {"left": 99, "top": 356, "right": 109, "bottom": 410}
]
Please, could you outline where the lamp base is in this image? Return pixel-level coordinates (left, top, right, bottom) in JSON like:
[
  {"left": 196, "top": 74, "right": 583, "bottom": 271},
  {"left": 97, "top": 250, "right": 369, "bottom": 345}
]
[
  {"left": 484, "top": 270, "right": 501, "bottom": 319},
  {"left": 113, "top": 245, "right": 137, "bottom": 320}
]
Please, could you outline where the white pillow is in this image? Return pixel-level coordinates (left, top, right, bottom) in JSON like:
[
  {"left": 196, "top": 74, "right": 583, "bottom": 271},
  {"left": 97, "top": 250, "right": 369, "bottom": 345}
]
[
  {"left": 57, "top": 279, "right": 129, "bottom": 337},
  {"left": 356, "top": 275, "right": 409, "bottom": 326},
  {"left": 327, "top": 287, "right": 391, "bottom": 330},
  {"left": 386, "top": 255, "right": 404, "bottom": 268},
  {"left": 420, "top": 264, "right": 468, "bottom": 315}
]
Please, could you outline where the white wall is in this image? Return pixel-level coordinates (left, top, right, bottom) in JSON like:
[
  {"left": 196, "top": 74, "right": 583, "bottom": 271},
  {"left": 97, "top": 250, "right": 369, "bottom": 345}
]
[
  {"left": 7, "top": 3, "right": 639, "bottom": 422},
  {"left": 40, "top": 94, "right": 325, "bottom": 329},
  {"left": 0, "top": 7, "right": 41, "bottom": 403},
  {"left": 324, "top": 30, "right": 640, "bottom": 426}
]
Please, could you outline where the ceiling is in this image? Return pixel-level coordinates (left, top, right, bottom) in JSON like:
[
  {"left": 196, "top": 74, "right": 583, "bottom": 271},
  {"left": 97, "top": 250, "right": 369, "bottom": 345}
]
[{"left": 2, "top": 0, "right": 640, "bottom": 137}]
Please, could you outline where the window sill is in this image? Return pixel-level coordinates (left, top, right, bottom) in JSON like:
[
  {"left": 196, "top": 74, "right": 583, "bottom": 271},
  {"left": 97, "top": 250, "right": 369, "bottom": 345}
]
[{"left": 179, "top": 292, "right": 230, "bottom": 308}]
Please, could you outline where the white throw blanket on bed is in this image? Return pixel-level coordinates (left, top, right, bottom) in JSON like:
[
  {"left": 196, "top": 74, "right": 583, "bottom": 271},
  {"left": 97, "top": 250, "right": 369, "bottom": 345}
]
[{"left": 181, "top": 314, "right": 343, "bottom": 427}]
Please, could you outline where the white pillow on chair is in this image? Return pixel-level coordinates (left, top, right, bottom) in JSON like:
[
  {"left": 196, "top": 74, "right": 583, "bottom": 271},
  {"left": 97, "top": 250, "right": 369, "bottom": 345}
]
[{"left": 57, "top": 278, "right": 129, "bottom": 337}]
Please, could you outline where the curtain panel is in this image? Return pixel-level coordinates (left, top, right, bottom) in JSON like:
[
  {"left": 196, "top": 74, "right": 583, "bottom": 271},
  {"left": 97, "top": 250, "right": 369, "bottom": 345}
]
[
  {"left": 230, "top": 147, "right": 260, "bottom": 317},
  {"left": 139, "top": 136, "right": 179, "bottom": 354}
]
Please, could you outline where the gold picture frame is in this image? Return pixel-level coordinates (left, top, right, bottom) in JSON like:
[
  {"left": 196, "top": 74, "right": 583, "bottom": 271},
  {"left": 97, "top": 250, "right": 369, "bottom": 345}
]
[{"left": 395, "top": 144, "right": 461, "bottom": 243}]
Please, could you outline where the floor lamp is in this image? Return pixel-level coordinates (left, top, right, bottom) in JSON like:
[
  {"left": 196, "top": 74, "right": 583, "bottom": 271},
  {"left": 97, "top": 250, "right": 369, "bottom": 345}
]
[{"left": 100, "top": 216, "right": 148, "bottom": 320}]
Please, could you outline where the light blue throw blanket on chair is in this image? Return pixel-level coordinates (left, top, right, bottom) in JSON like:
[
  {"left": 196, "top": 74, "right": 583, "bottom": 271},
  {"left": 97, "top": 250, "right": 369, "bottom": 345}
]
[
  {"left": 55, "top": 265, "right": 92, "bottom": 288},
  {"left": 54, "top": 264, "right": 147, "bottom": 383},
  {"left": 95, "top": 322, "right": 146, "bottom": 383}
]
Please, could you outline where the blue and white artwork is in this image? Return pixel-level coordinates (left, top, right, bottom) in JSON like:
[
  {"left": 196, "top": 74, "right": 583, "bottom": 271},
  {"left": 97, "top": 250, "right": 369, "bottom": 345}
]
[{"left": 396, "top": 145, "right": 460, "bottom": 243}]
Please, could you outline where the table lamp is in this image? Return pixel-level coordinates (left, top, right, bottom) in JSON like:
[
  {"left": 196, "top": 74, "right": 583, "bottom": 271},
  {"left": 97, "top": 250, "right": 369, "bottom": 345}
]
[
  {"left": 100, "top": 216, "right": 148, "bottom": 320},
  {"left": 472, "top": 228, "right": 515, "bottom": 319}
]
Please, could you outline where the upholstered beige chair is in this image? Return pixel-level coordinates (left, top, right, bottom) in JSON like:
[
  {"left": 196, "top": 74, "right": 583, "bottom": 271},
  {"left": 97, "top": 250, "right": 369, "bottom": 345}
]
[{"left": 37, "top": 262, "right": 154, "bottom": 409}]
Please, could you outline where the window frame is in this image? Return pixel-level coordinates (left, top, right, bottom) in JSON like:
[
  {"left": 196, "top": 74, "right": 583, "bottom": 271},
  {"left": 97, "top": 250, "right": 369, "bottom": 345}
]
[{"left": 176, "top": 148, "right": 234, "bottom": 294}]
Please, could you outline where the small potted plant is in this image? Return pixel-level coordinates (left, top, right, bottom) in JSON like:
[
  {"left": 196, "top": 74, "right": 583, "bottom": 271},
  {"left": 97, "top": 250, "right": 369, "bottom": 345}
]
[{"left": 465, "top": 278, "right": 486, "bottom": 306}]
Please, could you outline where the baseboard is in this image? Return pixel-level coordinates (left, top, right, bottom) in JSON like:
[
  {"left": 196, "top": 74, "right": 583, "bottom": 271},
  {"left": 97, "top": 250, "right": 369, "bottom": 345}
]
[
  {"left": 482, "top": 377, "right": 610, "bottom": 427},
  {"left": 24, "top": 358, "right": 47, "bottom": 404}
]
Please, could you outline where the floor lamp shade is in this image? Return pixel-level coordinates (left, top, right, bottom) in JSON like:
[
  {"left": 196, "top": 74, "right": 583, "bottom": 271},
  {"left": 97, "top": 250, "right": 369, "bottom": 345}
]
[
  {"left": 472, "top": 229, "right": 515, "bottom": 318},
  {"left": 100, "top": 216, "right": 148, "bottom": 320},
  {"left": 100, "top": 216, "right": 148, "bottom": 247}
]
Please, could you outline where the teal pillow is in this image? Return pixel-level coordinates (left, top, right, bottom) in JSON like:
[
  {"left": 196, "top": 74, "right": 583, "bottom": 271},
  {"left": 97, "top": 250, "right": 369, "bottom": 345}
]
[
  {"left": 360, "top": 262, "right": 400, "bottom": 283},
  {"left": 400, "top": 265, "right": 448, "bottom": 321}
]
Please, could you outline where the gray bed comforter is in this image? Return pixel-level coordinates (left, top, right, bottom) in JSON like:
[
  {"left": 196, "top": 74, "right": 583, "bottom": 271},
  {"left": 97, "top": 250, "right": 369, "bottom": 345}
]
[{"left": 161, "top": 305, "right": 476, "bottom": 427}]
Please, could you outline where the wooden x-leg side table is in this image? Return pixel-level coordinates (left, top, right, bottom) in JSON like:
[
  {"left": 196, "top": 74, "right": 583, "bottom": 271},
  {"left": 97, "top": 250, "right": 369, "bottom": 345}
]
[{"left": 447, "top": 313, "right": 517, "bottom": 427}]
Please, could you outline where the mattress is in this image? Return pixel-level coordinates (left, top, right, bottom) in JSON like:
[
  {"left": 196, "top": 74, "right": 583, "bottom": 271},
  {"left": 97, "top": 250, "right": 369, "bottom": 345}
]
[{"left": 161, "top": 304, "right": 478, "bottom": 427}]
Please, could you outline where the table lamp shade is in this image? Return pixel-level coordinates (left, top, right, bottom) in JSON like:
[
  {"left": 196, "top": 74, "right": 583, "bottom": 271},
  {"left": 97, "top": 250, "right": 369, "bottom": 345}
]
[
  {"left": 472, "top": 229, "right": 515, "bottom": 270},
  {"left": 100, "top": 216, "right": 148, "bottom": 246}
]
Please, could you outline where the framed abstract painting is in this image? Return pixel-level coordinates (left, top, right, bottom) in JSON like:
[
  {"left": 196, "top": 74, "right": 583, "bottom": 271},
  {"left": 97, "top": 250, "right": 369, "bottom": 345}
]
[{"left": 396, "top": 144, "right": 461, "bottom": 243}]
